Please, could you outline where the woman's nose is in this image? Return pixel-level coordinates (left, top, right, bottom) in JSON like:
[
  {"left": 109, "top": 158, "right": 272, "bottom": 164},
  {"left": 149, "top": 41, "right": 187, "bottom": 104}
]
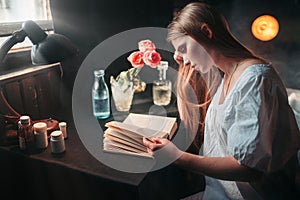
[
  {"left": 182, "top": 56, "right": 190, "bottom": 65},
  {"left": 173, "top": 52, "right": 183, "bottom": 64}
]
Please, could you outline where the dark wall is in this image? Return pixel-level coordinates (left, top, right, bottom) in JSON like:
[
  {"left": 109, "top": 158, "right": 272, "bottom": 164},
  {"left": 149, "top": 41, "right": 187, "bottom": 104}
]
[
  {"left": 50, "top": 0, "right": 173, "bottom": 58},
  {"left": 49, "top": 0, "right": 174, "bottom": 89},
  {"left": 49, "top": 0, "right": 300, "bottom": 89},
  {"left": 212, "top": 0, "right": 300, "bottom": 89}
]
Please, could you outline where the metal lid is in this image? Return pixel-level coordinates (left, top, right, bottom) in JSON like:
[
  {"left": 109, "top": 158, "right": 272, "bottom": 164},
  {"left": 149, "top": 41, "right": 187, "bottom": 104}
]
[
  {"left": 33, "top": 122, "right": 47, "bottom": 133},
  {"left": 94, "top": 69, "right": 105, "bottom": 76},
  {"left": 50, "top": 130, "right": 63, "bottom": 139},
  {"left": 157, "top": 61, "right": 168, "bottom": 70},
  {"left": 20, "top": 115, "right": 30, "bottom": 125}
]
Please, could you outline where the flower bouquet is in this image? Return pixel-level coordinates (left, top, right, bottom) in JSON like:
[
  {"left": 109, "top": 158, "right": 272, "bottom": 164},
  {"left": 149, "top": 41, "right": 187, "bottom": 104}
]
[{"left": 110, "top": 39, "right": 161, "bottom": 111}]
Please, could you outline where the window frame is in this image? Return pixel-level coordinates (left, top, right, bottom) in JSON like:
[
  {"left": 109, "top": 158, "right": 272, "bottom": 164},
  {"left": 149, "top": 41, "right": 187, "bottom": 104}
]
[
  {"left": 0, "top": 20, "right": 54, "bottom": 52},
  {"left": 0, "top": 20, "right": 53, "bottom": 37}
]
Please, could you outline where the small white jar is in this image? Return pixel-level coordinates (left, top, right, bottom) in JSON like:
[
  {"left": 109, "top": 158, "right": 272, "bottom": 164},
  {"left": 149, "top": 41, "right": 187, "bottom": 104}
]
[
  {"left": 59, "top": 122, "right": 67, "bottom": 139},
  {"left": 50, "top": 130, "right": 65, "bottom": 154},
  {"left": 33, "top": 122, "right": 48, "bottom": 149}
]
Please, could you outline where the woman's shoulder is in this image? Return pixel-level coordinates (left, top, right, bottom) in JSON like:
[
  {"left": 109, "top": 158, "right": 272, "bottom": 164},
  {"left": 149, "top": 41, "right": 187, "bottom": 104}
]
[
  {"left": 243, "top": 62, "right": 273, "bottom": 74},
  {"left": 238, "top": 61, "right": 273, "bottom": 81},
  {"left": 233, "top": 58, "right": 270, "bottom": 79},
  {"left": 234, "top": 62, "right": 280, "bottom": 94}
]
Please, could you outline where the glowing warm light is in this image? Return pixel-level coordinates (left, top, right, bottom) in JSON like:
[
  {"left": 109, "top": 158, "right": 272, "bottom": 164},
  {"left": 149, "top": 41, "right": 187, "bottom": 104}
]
[{"left": 251, "top": 15, "right": 279, "bottom": 41}]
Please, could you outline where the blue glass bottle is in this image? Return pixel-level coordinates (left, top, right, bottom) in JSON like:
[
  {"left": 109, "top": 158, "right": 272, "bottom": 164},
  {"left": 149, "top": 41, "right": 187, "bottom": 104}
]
[{"left": 92, "top": 70, "right": 110, "bottom": 119}]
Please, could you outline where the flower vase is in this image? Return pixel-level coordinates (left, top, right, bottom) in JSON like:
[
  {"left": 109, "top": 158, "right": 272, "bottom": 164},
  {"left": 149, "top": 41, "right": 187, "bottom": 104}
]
[{"left": 110, "top": 76, "right": 135, "bottom": 112}]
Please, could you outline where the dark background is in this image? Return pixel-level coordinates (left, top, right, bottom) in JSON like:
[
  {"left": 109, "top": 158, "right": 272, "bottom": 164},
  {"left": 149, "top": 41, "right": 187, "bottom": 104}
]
[
  {"left": 1, "top": 1, "right": 300, "bottom": 199},
  {"left": 49, "top": 0, "right": 300, "bottom": 89}
]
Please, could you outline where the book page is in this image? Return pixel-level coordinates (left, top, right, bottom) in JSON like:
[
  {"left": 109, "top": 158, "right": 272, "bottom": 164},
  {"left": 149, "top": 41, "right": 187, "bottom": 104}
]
[
  {"left": 105, "top": 121, "right": 169, "bottom": 138},
  {"left": 105, "top": 124, "right": 144, "bottom": 144},
  {"left": 103, "top": 147, "right": 154, "bottom": 159},
  {"left": 103, "top": 138, "right": 146, "bottom": 154},
  {"left": 103, "top": 139, "right": 153, "bottom": 159},
  {"left": 123, "top": 113, "right": 177, "bottom": 139},
  {"left": 104, "top": 129, "right": 147, "bottom": 152}
]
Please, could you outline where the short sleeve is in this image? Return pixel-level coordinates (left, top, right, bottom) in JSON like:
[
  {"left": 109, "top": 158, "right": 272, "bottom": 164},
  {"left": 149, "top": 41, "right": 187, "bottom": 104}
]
[{"left": 225, "top": 69, "right": 300, "bottom": 173}]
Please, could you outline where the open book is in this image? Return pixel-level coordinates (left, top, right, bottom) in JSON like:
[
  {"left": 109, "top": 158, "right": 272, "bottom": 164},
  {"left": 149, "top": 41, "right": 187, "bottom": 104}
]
[{"left": 103, "top": 113, "right": 178, "bottom": 158}]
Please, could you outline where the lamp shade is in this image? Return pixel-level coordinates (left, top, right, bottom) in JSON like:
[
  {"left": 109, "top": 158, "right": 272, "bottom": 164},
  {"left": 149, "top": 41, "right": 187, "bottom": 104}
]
[
  {"left": 251, "top": 15, "right": 279, "bottom": 41},
  {"left": 23, "top": 20, "right": 78, "bottom": 65},
  {"left": 31, "top": 33, "right": 78, "bottom": 65},
  {"left": 22, "top": 20, "right": 47, "bottom": 44}
]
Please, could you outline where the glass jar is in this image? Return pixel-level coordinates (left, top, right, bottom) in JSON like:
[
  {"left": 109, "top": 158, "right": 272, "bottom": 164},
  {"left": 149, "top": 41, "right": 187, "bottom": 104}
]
[
  {"left": 152, "top": 61, "right": 172, "bottom": 106},
  {"left": 110, "top": 75, "right": 135, "bottom": 112},
  {"left": 18, "top": 115, "right": 35, "bottom": 153}
]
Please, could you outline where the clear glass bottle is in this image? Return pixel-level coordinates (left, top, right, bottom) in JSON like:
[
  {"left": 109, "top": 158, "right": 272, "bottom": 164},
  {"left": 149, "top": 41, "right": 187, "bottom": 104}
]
[
  {"left": 152, "top": 61, "right": 172, "bottom": 106},
  {"left": 92, "top": 69, "right": 110, "bottom": 119},
  {"left": 18, "top": 115, "right": 35, "bottom": 153}
]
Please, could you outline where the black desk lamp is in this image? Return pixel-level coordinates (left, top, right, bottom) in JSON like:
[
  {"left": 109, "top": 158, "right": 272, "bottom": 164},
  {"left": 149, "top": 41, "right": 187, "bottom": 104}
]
[
  {"left": 0, "top": 20, "right": 78, "bottom": 64},
  {"left": 0, "top": 20, "right": 78, "bottom": 145}
]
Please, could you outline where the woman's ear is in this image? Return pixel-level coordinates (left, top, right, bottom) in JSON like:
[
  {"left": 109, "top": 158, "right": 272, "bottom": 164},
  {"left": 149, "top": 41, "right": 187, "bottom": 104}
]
[{"left": 201, "top": 24, "right": 213, "bottom": 39}]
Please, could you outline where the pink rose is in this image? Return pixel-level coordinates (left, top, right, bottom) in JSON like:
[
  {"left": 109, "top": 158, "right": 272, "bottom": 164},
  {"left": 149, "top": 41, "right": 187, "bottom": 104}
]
[
  {"left": 127, "top": 51, "right": 145, "bottom": 68},
  {"left": 138, "top": 39, "right": 156, "bottom": 52},
  {"left": 143, "top": 50, "right": 161, "bottom": 68}
]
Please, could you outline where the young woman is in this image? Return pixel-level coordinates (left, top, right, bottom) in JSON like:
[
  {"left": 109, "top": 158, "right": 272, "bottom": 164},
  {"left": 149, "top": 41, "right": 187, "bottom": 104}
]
[{"left": 143, "top": 2, "right": 300, "bottom": 199}]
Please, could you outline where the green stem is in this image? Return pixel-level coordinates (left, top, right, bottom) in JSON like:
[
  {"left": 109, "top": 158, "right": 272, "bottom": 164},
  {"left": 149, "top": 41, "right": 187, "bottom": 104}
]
[
  {"left": 127, "top": 68, "right": 140, "bottom": 80},
  {"left": 132, "top": 68, "right": 140, "bottom": 77}
]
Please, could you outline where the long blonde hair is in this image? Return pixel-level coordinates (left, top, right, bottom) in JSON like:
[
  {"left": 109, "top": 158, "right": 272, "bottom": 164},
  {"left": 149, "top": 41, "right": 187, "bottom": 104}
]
[{"left": 167, "top": 2, "right": 258, "bottom": 149}]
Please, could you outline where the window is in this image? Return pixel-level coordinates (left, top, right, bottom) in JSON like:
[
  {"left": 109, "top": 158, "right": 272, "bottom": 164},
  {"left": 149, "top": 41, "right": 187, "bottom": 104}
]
[{"left": 0, "top": 0, "right": 53, "bottom": 50}]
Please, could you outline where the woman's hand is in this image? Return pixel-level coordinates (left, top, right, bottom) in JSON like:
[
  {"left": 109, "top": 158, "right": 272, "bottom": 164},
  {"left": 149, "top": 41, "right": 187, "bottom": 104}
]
[
  {"left": 143, "top": 137, "right": 168, "bottom": 151},
  {"left": 143, "top": 137, "right": 183, "bottom": 161}
]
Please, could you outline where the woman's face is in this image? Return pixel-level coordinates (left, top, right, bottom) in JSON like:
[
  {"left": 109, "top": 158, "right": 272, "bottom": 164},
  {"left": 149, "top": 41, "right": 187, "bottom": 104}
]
[{"left": 172, "top": 35, "right": 214, "bottom": 73}]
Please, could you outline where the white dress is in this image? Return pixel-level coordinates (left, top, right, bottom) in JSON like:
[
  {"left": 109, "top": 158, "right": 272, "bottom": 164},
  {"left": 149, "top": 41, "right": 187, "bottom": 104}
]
[{"left": 200, "top": 64, "right": 300, "bottom": 199}]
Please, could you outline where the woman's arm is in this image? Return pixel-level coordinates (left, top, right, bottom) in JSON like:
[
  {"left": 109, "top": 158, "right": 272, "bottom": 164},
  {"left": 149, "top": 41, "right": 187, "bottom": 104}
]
[
  {"left": 143, "top": 137, "right": 262, "bottom": 182},
  {"left": 176, "top": 152, "right": 262, "bottom": 182}
]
